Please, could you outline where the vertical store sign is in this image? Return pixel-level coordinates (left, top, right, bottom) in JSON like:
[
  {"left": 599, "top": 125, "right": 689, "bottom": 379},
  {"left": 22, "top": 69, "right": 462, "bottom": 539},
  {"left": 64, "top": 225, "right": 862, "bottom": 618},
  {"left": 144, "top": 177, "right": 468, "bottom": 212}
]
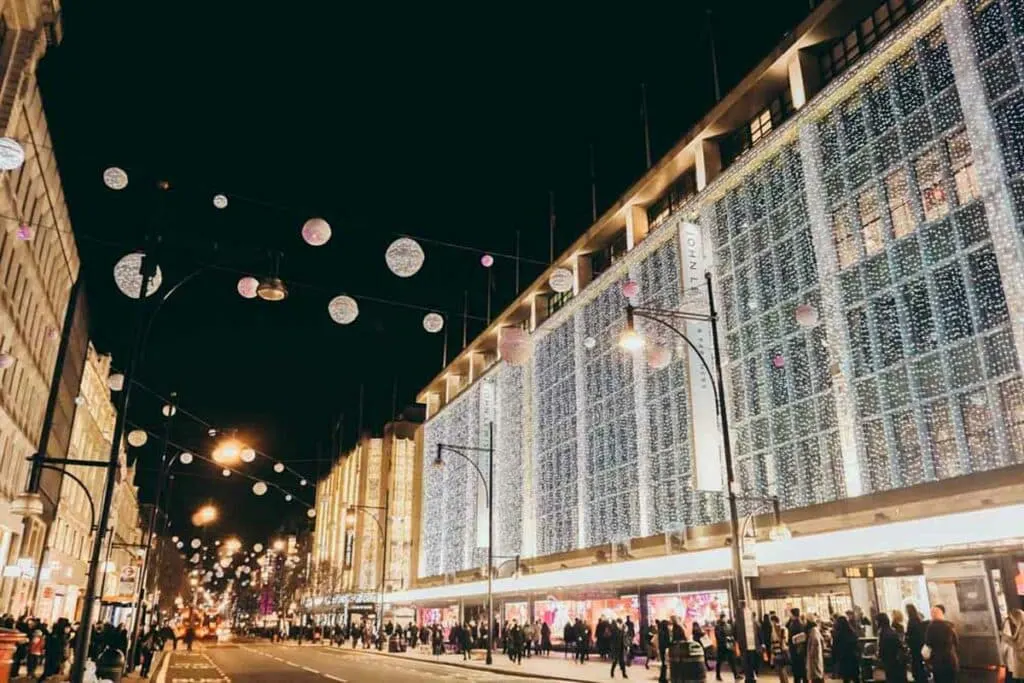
[
  {"left": 678, "top": 222, "right": 723, "bottom": 491},
  {"left": 343, "top": 530, "right": 355, "bottom": 570},
  {"left": 476, "top": 381, "right": 495, "bottom": 549}
]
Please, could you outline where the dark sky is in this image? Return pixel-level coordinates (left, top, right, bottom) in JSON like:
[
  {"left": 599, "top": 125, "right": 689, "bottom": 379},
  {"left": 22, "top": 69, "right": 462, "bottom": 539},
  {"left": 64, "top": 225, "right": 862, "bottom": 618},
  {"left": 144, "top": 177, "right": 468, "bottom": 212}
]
[{"left": 36, "top": 0, "right": 812, "bottom": 542}]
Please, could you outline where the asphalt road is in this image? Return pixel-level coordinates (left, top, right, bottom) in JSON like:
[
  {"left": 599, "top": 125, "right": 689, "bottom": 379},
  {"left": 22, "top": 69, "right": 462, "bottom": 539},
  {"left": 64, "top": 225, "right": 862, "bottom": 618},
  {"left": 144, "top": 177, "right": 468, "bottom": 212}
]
[{"left": 157, "top": 642, "right": 558, "bottom": 682}]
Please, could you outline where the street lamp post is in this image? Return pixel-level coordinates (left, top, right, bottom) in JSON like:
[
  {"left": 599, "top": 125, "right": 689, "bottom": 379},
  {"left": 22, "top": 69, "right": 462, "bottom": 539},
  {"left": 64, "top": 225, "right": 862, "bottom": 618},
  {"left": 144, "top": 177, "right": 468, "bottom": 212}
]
[
  {"left": 621, "top": 272, "right": 757, "bottom": 683},
  {"left": 344, "top": 490, "right": 391, "bottom": 630},
  {"left": 433, "top": 423, "right": 494, "bottom": 665}
]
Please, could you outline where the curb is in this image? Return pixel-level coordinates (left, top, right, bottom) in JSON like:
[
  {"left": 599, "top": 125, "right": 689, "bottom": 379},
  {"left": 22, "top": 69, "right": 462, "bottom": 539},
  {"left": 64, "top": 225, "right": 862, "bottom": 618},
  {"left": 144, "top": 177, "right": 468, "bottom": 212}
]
[{"left": 319, "top": 644, "right": 617, "bottom": 683}]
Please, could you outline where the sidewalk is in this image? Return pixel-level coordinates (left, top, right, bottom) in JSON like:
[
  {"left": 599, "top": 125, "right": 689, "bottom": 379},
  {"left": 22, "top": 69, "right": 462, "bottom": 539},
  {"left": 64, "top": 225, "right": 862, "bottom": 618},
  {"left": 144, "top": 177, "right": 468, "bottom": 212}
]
[
  {"left": 9, "top": 649, "right": 167, "bottom": 682},
  {"left": 316, "top": 642, "right": 783, "bottom": 683}
]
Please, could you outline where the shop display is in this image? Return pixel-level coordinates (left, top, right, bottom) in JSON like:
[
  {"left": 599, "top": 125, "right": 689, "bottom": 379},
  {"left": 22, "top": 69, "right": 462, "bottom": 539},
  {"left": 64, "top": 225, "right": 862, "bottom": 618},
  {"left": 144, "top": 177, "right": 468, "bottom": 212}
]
[
  {"left": 504, "top": 602, "right": 529, "bottom": 625},
  {"left": 875, "top": 576, "right": 930, "bottom": 616},
  {"left": 533, "top": 597, "right": 639, "bottom": 642}
]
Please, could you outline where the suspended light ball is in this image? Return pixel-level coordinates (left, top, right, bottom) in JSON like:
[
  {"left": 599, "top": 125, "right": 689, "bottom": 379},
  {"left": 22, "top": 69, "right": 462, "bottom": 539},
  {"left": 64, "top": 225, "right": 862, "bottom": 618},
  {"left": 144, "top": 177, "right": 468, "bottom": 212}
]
[
  {"left": 221, "top": 468, "right": 231, "bottom": 477},
  {"left": 385, "top": 237, "right": 425, "bottom": 277},
  {"left": 646, "top": 344, "right": 671, "bottom": 370},
  {"left": 621, "top": 279, "right": 640, "bottom": 299},
  {"left": 252, "top": 481, "right": 268, "bottom": 496},
  {"left": 237, "top": 276, "right": 259, "bottom": 299},
  {"left": 74, "top": 395, "right": 85, "bottom": 406},
  {"left": 795, "top": 303, "right": 820, "bottom": 328},
  {"left": 16, "top": 223, "right": 33, "bottom": 241},
  {"left": 212, "top": 194, "right": 228, "bottom": 209},
  {"left": 423, "top": 313, "right": 444, "bottom": 334},
  {"left": 113, "top": 252, "right": 162, "bottom": 298},
  {"left": 253, "top": 543, "right": 263, "bottom": 552},
  {"left": 548, "top": 267, "right": 573, "bottom": 293},
  {"left": 107, "top": 373, "right": 124, "bottom": 391},
  {"left": 240, "top": 447, "right": 256, "bottom": 463},
  {"left": 328, "top": 295, "right": 359, "bottom": 325},
  {"left": 176, "top": 541, "right": 183, "bottom": 549},
  {"left": 179, "top": 452, "right": 194, "bottom": 465},
  {"left": 306, "top": 508, "right": 316, "bottom": 519},
  {"left": 273, "top": 462, "right": 285, "bottom": 474},
  {"left": 583, "top": 336, "right": 597, "bottom": 350},
  {"left": 45, "top": 327, "right": 58, "bottom": 341},
  {"left": 0, "top": 353, "right": 13, "bottom": 370},
  {"left": 772, "top": 353, "right": 786, "bottom": 369},
  {"left": 172, "top": 536, "right": 180, "bottom": 543},
  {"left": 300, "top": 479, "right": 307, "bottom": 487},
  {"left": 191, "top": 539, "right": 202, "bottom": 549},
  {"left": 162, "top": 404, "right": 177, "bottom": 417},
  {"left": 480, "top": 254, "right": 494, "bottom": 268},
  {"left": 0, "top": 138, "right": 25, "bottom": 171},
  {"left": 499, "top": 327, "right": 530, "bottom": 366},
  {"left": 190, "top": 554, "right": 200, "bottom": 564},
  {"left": 127, "top": 430, "right": 148, "bottom": 447},
  {"left": 301, "top": 218, "right": 332, "bottom": 246},
  {"left": 284, "top": 494, "right": 293, "bottom": 502},
  {"left": 102, "top": 166, "right": 128, "bottom": 190}
]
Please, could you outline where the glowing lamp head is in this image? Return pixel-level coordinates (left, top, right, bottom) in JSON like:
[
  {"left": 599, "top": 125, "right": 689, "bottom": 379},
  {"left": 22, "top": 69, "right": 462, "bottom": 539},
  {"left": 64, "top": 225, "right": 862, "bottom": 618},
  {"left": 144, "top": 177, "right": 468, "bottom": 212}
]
[
  {"left": 256, "top": 277, "right": 288, "bottom": 302},
  {"left": 194, "top": 505, "right": 218, "bottom": 527},
  {"left": 178, "top": 452, "right": 193, "bottom": 465},
  {"left": 213, "top": 439, "right": 242, "bottom": 464},
  {"left": 618, "top": 328, "right": 644, "bottom": 352}
]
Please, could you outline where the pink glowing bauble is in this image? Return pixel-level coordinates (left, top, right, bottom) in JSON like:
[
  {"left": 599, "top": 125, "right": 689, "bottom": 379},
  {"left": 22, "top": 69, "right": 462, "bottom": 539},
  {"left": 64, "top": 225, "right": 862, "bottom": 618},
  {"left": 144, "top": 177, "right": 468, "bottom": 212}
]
[
  {"left": 0, "top": 353, "right": 13, "bottom": 370},
  {"left": 45, "top": 328, "right": 58, "bottom": 341},
  {"left": 480, "top": 254, "right": 494, "bottom": 268},
  {"left": 237, "top": 276, "right": 259, "bottom": 299},
  {"left": 499, "top": 327, "right": 531, "bottom": 366},
  {"left": 301, "top": 218, "right": 332, "bottom": 246},
  {"left": 795, "top": 303, "right": 819, "bottom": 328},
  {"left": 621, "top": 279, "right": 640, "bottom": 298},
  {"left": 646, "top": 344, "right": 671, "bottom": 370},
  {"left": 772, "top": 354, "right": 786, "bottom": 369},
  {"left": 16, "top": 223, "right": 33, "bottom": 241}
]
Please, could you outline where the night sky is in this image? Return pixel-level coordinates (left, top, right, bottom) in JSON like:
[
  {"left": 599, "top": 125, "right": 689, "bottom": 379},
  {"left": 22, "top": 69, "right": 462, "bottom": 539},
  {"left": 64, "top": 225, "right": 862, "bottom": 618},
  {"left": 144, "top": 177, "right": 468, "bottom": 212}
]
[{"left": 35, "top": 0, "right": 812, "bottom": 542}]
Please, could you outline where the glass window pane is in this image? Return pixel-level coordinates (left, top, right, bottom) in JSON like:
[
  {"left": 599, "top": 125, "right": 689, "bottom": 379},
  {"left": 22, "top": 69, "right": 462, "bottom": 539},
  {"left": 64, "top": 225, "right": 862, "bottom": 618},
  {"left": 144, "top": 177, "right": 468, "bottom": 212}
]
[
  {"left": 859, "top": 187, "right": 886, "bottom": 255},
  {"left": 1000, "top": 378, "right": 1024, "bottom": 462},
  {"left": 885, "top": 169, "right": 916, "bottom": 238},
  {"left": 924, "top": 399, "right": 960, "bottom": 479},
  {"left": 833, "top": 207, "right": 859, "bottom": 268},
  {"left": 968, "top": 248, "right": 1009, "bottom": 331},
  {"left": 915, "top": 148, "right": 950, "bottom": 222}
]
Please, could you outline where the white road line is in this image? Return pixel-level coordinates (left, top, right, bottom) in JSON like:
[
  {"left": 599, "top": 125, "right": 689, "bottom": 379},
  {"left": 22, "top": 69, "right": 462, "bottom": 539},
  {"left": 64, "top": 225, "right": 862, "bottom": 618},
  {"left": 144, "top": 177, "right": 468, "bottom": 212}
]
[
  {"left": 287, "top": 660, "right": 301, "bottom": 667},
  {"left": 323, "top": 675, "right": 347, "bottom": 682},
  {"left": 303, "top": 665, "right": 320, "bottom": 673},
  {"left": 154, "top": 649, "right": 172, "bottom": 683}
]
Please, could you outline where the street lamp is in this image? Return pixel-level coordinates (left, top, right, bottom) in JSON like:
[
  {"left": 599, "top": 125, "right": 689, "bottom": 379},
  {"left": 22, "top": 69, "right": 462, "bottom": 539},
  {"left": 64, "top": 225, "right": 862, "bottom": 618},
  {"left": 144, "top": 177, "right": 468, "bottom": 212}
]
[
  {"left": 212, "top": 438, "right": 242, "bottom": 464},
  {"left": 343, "top": 492, "right": 391, "bottom": 628},
  {"left": 194, "top": 505, "right": 219, "bottom": 527},
  {"left": 619, "top": 272, "right": 757, "bottom": 683},
  {"left": 433, "top": 423, "right": 494, "bottom": 665}
]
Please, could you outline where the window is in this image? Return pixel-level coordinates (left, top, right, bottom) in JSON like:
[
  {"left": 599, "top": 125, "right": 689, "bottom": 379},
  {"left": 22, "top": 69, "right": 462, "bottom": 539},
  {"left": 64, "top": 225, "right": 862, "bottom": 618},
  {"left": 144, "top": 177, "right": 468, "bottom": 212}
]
[
  {"left": 833, "top": 208, "right": 859, "bottom": 268},
  {"left": 750, "top": 109, "right": 773, "bottom": 144},
  {"left": 915, "top": 149, "right": 949, "bottom": 221},
  {"left": 947, "top": 131, "right": 979, "bottom": 205},
  {"left": 960, "top": 389, "right": 996, "bottom": 465},
  {"left": 884, "top": 170, "right": 915, "bottom": 238},
  {"left": 1000, "top": 378, "right": 1024, "bottom": 458},
  {"left": 858, "top": 188, "right": 886, "bottom": 255},
  {"left": 925, "top": 399, "right": 960, "bottom": 479}
]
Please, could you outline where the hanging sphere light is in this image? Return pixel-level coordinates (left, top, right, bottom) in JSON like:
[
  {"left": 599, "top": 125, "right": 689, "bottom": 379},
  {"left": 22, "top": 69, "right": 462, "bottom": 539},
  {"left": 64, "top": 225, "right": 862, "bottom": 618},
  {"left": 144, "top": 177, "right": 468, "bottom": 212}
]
[
  {"left": 162, "top": 404, "right": 177, "bottom": 417},
  {"left": 300, "top": 479, "right": 308, "bottom": 487},
  {"left": 284, "top": 494, "right": 293, "bottom": 502},
  {"left": 240, "top": 447, "right": 256, "bottom": 463},
  {"left": 237, "top": 276, "right": 259, "bottom": 299},
  {"left": 190, "top": 554, "right": 200, "bottom": 564},
  {"left": 16, "top": 223, "right": 33, "bottom": 241},
  {"left": 253, "top": 543, "right": 263, "bottom": 552},
  {"left": 212, "top": 194, "right": 228, "bottom": 209},
  {"left": 480, "top": 254, "right": 494, "bottom": 268},
  {"left": 0, "top": 353, "right": 14, "bottom": 370},
  {"left": 74, "top": 395, "right": 85, "bottom": 406},
  {"left": 772, "top": 353, "right": 786, "bottom": 369},
  {"left": 328, "top": 295, "right": 359, "bottom": 325},
  {"left": 179, "top": 452, "right": 194, "bottom": 465},
  {"left": 795, "top": 303, "right": 820, "bottom": 328},
  {"left": 548, "top": 267, "right": 573, "bottom": 293},
  {"left": 172, "top": 536, "right": 180, "bottom": 543},
  {"left": 176, "top": 541, "right": 183, "bottom": 549},
  {"left": 273, "top": 462, "right": 285, "bottom": 474},
  {"left": 113, "top": 252, "right": 162, "bottom": 298},
  {"left": 127, "top": 430, "right": 148, "bottom": 447},
  {"left": 646, "top": 344, "right": 672, "bottom": 370},
  {"left": 306, "top": 508, "right": 317, "bottom": 519},
  {"left": 107, "top": 373, "right": 124, "bottom": 391},
  {"left": 0, "top": 138, "right": 25, "bottom": 171},
  {"left": 252, "top": 481, "right": 268, "bottom": 496},
  {"left": 423, "top": 313, "right": 444, "bottom": 334},
  {"left": 102, "top": 166, "right": 128, "bottom": 190},
  {"left": 583, "top": 336, "right": 597, "bottom": 350},
  {"left": 221, "top": 468, "right": 231, "bottom": 477},
  {"left": 621, "top": 279, "right": 640, "bottom": 299},
  {"left": 191, "top": 538, "right": 202, "bottom": 549},
  {"left": 499, "top": 327, "right": 531, "bottom": 366},
  {"left": 301, "top": 218, "right": 332, "bottom": 246},
  {"left": 385, "top": 237, "right": 425, "bottom": 277}
]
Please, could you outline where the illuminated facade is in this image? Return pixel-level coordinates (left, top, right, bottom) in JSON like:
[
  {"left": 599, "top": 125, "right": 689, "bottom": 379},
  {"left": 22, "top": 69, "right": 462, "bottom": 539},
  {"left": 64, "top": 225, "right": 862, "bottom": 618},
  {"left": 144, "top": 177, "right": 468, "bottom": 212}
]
[{"left": 407, "top": 0, "right": 1024, "bottom": 651}]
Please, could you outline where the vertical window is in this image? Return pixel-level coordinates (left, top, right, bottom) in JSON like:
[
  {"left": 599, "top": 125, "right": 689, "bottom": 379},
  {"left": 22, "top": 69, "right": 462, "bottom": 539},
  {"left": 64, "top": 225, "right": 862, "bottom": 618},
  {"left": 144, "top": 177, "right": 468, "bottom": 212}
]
[
  {"left": 885, "top": 169, "right": 915, "bottom": 238},
  {"left": 833, "top": 208, "right": 859, "bottom": 268},
  {"left": 893, "top": 410, "right": 923, "bottom": 484},
  {"left": 915, "top": 148, "right": 949, "bottom": 221},
  {"left": 947, "top": 130, "right": 980, "bottom": 205},
  {"left": 750, "top": 109, "right": 773, "bottom": 144},
  {"left": 1000, "top": 379, "right": 1024, "bottom": 459},
  {"left": 960, "top": 389, "right": 996, "bottom": 467},
  {"left": 858, "top": 188, "right": 886, "bottom": 255},
  {"left": 925, "top": 399, "right": 960, "bottom": 479}
]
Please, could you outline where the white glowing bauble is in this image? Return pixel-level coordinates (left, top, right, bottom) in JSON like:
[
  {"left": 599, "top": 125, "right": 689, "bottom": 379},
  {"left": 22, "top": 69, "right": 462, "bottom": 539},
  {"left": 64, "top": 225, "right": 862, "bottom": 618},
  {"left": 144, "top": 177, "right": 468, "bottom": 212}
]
[
  {"left": 499, "top": 327, "right": 530, "bottom": 366},
  {"left": 423, "top": 312, "right": 444, "bottom": 334},
  {"left": 273, "top": 462, "right": 285, "bottom": 474},
  {"left": 284, "top": 494, "right": 293, "bottom": 502},
  {"left": 179, "top": 452, "right": 194, "bottom": 465},
  {"left": 237, "top": 276, "right": 259, "bottom": 299},
  {"left": 252, "top": 481, "right": 268, "bottom": 496},
  {"left": 548, "top": 267, "right": 573, "bottom": 293},
  {"left": 621, "top": 279, "right": 640, "bottom": 298},
  {"left": 583, "top": 336, "right": 597, "bottom": 350},
  {"left": 0, "top": 138, "right": 25, "bottom": 171},
  {"left": 301, "top": 218, "right": 332, "bottom": 246},
  {"left": 220, "top": 557, "right": 232, "bottom": 568},
  {"left": 795, "top": 303, "right": 820, "bottom": 328},
  {"left": 328, "top": 295, "right": 359, "bottom": 324},
  {"left": 172, "top": 536, "right": 180, "bottom": 543},
  {"left": 190, "top": 554, "right": 199, "bottom": 564},
  {"left": 113, "top": 252, "right": 162, "bottom": 298},
  {"left": 127, "top": 430, "right": 148, "bottom": 447},
  {"left": 646, "top": 344, "right": 671, "bottom": 370},
  {"left": 240, "top": 447, "right": 256, "bottom": 463},
  {"left": 102, "top": 166, "right": 128, "bottom": 190},
  {"left": 306, "top": 508, "right": 316, "bottom": 519},
  {"left": 385, "top": 238, "right": 425, "bottom": 277},
  {"left": 74, "top": 395, "right": 85, "bottom": 405},
  {"left": 107, "top": 373, "right": 124, "bottom": 391},
  {"left": 162, "top": 404, "right": 176, "bottom": 417},
  {"left": 253, "top": 543, "right": 263, "bottom": 552},
  {"left": 176, "top": 541, "right": 183, "bottom": 549},
  {"left": 212, "top": 194, "right": 228, "bottom": 209},
  {"left": 221, "top": 468, "right": 231, "bottom": 477},
  {"left": 191, "top": 539, "right": 202, "bottom": 549},
  {"left": 0, "top": 353, "right": 13, "bottom": 370},
  {"left": 300, "top": 479, "right": 307, "bottom": 486}
]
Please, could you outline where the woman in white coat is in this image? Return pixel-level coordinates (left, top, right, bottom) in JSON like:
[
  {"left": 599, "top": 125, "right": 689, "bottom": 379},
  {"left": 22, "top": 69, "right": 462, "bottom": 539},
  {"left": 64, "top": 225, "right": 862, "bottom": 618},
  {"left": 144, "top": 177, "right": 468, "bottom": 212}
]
[{"left": 805, "top": 618, "right": 825, "bottom": 683}]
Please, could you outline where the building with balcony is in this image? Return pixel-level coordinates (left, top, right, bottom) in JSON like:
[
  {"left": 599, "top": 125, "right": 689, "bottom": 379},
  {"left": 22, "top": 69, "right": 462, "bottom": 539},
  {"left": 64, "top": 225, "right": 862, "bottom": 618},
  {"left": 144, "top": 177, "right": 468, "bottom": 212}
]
[{"left": 397, "top": 0, "right": 1024, "bottom": 664}]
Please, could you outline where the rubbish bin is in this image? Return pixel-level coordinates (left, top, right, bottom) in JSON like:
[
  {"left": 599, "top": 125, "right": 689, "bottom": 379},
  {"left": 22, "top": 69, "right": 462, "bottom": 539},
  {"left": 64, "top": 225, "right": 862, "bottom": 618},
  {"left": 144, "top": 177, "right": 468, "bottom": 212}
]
[
  {"left": 669, "top": 640, "right": 707, "bottom": 683},
  {"left": 95, "top": 646, "right": 125, "bottom": 683}
]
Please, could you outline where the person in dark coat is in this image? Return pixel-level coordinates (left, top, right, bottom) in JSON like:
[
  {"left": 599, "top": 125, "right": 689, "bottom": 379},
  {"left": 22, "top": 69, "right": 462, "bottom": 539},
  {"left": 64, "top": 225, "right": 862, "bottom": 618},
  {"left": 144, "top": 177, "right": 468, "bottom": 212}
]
[
  {"left": 906, "top": 604, "right": 928, "bottom": 683},
  {"left": 715, "top": 613, "right": 739, "bottom": 681},
  {"left": 40, "top": 618, "right": 69, "bottom": 682},
  {"left": 459, "top": 622, "right": 472, "bottom": 660},
  {"left": 541, "top": 620, "right": 552, "bottom": 655},
  {"left": 877, "top": 613, "right": 908, "bottom": 683},
  {"left": 509, "top": 622, "right": 524, "bottom": 664},
  {"left": 610, "top": 618, "right": 629, "bottom": 678},
  {"left": 563, "top": 620, "right": 575, "bottom": 658},
  {"left": 832, "top": 616, "right": 859, "bottom": 683},
  {"left": 657, "top": 619, "right": 671, "bottom": 682},
  {"left": 924, "top": 605, "right": 959, "bottom": 683}
]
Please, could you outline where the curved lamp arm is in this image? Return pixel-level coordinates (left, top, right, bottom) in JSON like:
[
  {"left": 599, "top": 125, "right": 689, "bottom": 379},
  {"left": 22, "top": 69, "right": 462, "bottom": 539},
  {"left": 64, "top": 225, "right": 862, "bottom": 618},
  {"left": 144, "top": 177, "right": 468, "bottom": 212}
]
[
  {"left": 434, "top": 445, "right": 490, "bottom": 505},
  {"left": 630, "top": 307, "right": 721, "bottom": 411},
  {"left": 38, "top": 464, "right": 95, "bottom": 533}
]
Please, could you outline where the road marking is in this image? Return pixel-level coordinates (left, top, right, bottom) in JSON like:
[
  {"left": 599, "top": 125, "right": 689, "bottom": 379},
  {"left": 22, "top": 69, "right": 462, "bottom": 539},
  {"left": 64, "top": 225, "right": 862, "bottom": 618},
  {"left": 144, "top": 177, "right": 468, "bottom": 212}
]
[
  {"left": 287, "top": 660, "right": 301, "bottom": 667},
  {"left": 303, "top": 665, "right": 320, "bottom": 673},
  {"left": 323, "top": 675, "right": 347, "bottom": 682},
  {"left": 154, "top": 649, "right": 172, "bottom": 683}
]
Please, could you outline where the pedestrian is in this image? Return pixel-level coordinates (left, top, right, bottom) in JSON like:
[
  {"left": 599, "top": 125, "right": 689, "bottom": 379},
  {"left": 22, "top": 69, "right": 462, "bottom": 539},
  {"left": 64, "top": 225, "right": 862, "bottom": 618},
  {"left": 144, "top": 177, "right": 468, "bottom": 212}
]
[
  {"left": 610, "top": 618, "right": 629, "bottom": 679},
  {"left": 877, "top": 612, "right": 908, "bottom": 683},
  {"left": 657, "top": 618, "right": 670, "bottom": 683},
  {"left": 575, "top": 618, "right": 588, "bottom": 664},
  {"left": 184, "top": 624, "right": 196, "bottom": 652},
  {"left": 26, "top": 623, "right": 44, "bottom": 677},
  {"left": 510, "top": 621, "right": 524, "bottom": 665},
  {"left": 1002, "top": 609, "right": 1024, "bottom": 683},
  {"left": 770, "top": 615, "right": 790, "bottom": 683},
  {"left": 541, "top": 620, "right": 552, "bottom": 655},
  {"left": 139, "top": 626, "right": 157, "bottom": 678},
  {"left": 40, "top": 617, "right": 69, "bottom": 682},
  {"left": 924, "top": 604, "right": 959, "bottom": 683},
  {"left": 805, "top": 618, "right": 825, "bottom": 683},
  {"left": 787, "top": 609, "right": 807, "bottom": 683},
  {"left": 832, "top": 616, "right": 859, "bottom": 683},
  {"left": 906, "top": 604, "right": 927, "bottom": 683},
  {"left": 564, "top": 619, "right": 575, "bottom": 658},
  {"left": 715, "top": 613, "right": 738, "bottom": 681}
]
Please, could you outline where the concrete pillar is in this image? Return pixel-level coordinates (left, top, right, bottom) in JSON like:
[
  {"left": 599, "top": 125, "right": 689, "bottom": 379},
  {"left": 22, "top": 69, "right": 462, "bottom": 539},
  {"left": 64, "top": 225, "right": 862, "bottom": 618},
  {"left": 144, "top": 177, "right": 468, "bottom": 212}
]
[
  {"left": 530, "top": 294, "right": 548, "bottom": 331},
  {"left": 573, "top": 253, "right": 593, "bottom": 295},
  {"left": 444, "top": 375, "right": 462, "bottom": 404},
  {"left": 626, "top": 205, "right": 649, "bottom": 251},
  {"left": 788, "top": 49, "right": 821, "bottom": 110},
  {"left": 695, "top": 139, "right": 723, "bottom": 191}
]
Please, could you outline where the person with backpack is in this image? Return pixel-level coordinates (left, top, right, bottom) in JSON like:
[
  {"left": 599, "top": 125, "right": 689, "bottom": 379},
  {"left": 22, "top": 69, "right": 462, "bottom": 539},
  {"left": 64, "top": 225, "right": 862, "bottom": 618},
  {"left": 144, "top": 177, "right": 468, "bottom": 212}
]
[{"left": 715, "top": 613, "right": 739, "bottom": 681}]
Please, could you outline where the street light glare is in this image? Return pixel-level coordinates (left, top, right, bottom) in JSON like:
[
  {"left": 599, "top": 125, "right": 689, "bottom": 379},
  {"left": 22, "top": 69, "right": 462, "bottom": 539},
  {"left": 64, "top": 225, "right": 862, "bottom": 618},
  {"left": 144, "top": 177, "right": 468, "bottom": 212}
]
[
  {"left": 618, "top": 328, "right": 644, "bottom": 352},
  {"left": 213, "top": 439, "right": 242, "bottom": 464},
  {"left": 193, "top": 504, "right": 218, "bottom": 526}
]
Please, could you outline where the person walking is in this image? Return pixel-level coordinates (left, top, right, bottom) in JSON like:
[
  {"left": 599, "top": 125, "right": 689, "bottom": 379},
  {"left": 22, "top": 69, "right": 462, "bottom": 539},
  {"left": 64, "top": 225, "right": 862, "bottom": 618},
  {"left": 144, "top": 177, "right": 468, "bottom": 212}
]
[
  {"left": 26, "top": 623, "right": 44, "bottom": 678},
  {"left": 769, "top": 615, "right": 790, "bottom": 683},
  {"left": 541, "top": 620, "right": 552, "bottom": 655},
  {"left": 1002, "top": 609, "right": 1024, "bottom": 683},
  {"left": 878, "top": 613, "right": 908, "bottom": 683},
  {"left": 805, "top": 619, "right": 825, "bottom": 683},
  {"left": 575, "top": 618, "right": 589, "bottom": 664},
  {"left": 564, "top": 619, "right": 576, "bottom": 659},
  {"left": 715, "top": 613, "right": 739, "bottom": 681},
  {"left": 832, "top": 616, "right": 859, "bottom": 683},
  {"left": 184, "top": 624, "right": 196, "bottom": 652},
  {"left": 657, "top": 618, "right": 671, "bottom": 683},
  {"left": 906, "top": 605, "right": 927, "bottom": 683},
  {"left": 460, "top": 621, "right": 472, "bottom": 661},
  {"left": 786, "top": 610, "right": 807, "bottom": 683},
  {"left": 510, "top": 621, "right": 524, "bottom": 665},
  {"left": 924, "top": 605, "right": 959, "bottom": 683},
  {"left": 611, "top": 618, "right": 629, "bottom": 679}
]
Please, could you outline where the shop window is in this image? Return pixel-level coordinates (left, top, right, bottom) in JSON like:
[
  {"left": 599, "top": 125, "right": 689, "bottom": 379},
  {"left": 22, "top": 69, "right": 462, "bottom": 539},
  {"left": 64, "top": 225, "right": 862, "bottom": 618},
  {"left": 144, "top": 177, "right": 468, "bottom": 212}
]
[
  {"left": 961, "top": 389, "right": 996, "bottom": 465},
  {"left": 915, "top": 148, "right": 949, "bottom": 222},
  {"left": 947, "top": 131, "right": 980, "bottom": 206},
  {"left": 546, "top": 289, "right": 573, "bottom": 316},
  {"left": 858, "top": 188, "right": 886, "bottom": 255},
  {"left": 833, "top": 208, "right": 859, "bottom": 268},
  {"left": 590, "top": 232, "right": 628, "bottom": 276},
  {"left": 750, "top": 109, "right": 773, "bottom": 145},
  {"left": 925, "top": 399, "right": 960, "bottom": 479}
]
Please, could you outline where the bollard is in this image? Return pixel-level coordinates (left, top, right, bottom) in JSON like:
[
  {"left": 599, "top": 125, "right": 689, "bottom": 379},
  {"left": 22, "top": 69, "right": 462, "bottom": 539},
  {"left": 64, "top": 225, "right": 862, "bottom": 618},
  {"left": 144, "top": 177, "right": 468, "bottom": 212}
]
[
  {"left": 0, "top": 629, "right": 26, "bottom": 683},
  {"left": 670, "top": 640, "right": 707, "bottom": 683},
  {"left": 95, "top": 646, "right": 126, "bottom": 683}
]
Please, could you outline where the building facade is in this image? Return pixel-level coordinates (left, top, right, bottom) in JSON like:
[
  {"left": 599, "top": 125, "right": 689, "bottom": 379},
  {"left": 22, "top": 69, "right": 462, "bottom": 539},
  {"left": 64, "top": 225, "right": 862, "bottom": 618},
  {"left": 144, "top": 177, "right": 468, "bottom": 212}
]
[{"left": 403, "top": 0, "right": 1024, "bottom": 661}]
